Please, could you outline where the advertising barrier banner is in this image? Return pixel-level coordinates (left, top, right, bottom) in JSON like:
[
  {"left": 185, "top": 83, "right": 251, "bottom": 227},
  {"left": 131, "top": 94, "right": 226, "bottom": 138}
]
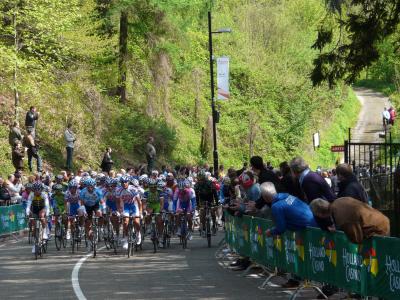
[
  {"left": 224, "top": 212, "right": 400, "bottom": 299},
  {"left": 0, "top": 204, "right": 27, "bottom": 235}
]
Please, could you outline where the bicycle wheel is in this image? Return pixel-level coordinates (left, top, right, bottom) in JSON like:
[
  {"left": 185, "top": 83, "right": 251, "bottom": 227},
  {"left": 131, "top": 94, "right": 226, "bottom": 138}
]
[
  {"left": 34, "top": 225, "right": 39, "bottom": 260},
  {"left": 71, "top": 226, "right": 76, "bottom": 254},
  {"left": 181, "top": 219, "right": 187, "bottom": 249},
  {"left": 127, "top": 222, "right": 132, "bottom": 258},
  {"left": 55, "top": 222, "right": 61, "bottom": 251},
  {"left": 206, "top": 217, "right": 211, "bottom": 248},
  {"left": 62, "top": 226, "right": 67, "bottom": 248},
  {"left": 92, "top": 226, "right": 97, "bottom": 258}
]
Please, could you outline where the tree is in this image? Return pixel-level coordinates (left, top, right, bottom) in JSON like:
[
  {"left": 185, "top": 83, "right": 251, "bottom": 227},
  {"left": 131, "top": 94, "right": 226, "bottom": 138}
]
[{"left": 311, "top": 0, "right": 400, "bottom": 87}]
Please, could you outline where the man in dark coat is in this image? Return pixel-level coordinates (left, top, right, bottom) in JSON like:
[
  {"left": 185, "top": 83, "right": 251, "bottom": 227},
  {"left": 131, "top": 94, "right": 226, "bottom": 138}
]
[
  {"left": 336, "top": 163, "right": 368, "bottom": 203},
  {"left": 8, "top": 121, "right": 23, "bottom": 147}
]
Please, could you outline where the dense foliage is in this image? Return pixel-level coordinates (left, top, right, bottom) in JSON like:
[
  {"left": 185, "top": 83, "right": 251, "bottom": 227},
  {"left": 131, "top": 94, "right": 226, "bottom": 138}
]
[{"left": 0, "top": 0, "right": 360, "bottom": 175}]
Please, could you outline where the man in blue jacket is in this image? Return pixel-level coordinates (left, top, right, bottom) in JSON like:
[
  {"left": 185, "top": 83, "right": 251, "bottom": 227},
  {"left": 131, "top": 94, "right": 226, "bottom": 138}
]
[
  {"left": 260, "top": 182, "right": 317, "bottom": 237},
  {"left": 256, "top": 182, "right": 316, "bottom": 289}
]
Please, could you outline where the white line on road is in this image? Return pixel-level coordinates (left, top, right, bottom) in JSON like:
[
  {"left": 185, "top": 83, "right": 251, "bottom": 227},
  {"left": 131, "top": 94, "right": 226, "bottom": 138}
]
[{"left": 71, "top": 246, "right": 106, "bottom": 300}]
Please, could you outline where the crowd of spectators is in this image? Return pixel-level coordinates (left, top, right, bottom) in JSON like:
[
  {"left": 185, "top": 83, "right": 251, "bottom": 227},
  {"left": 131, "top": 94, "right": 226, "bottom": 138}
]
[{"left": 222, "top": 155, "right": 390, "bottom": 298}]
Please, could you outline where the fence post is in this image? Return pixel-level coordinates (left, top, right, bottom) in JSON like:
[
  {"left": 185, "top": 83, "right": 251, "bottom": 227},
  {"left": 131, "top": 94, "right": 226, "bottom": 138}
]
[{"left": 344, "top": 140, "right": 349, "bottom": 164}]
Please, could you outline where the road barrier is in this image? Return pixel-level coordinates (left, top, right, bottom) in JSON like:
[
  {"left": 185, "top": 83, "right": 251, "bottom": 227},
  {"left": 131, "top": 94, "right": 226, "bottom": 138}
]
[
  {"left": 225, "top": 213, "right": 400, "bottom": 299},
  {"left": 0, "top": 204, "right": 27, "bottom": 236}
]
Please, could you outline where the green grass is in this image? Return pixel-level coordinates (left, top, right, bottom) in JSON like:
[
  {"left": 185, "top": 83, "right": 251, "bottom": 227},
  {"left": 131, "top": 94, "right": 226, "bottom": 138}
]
[{"left": 304, "top": 88, "right": 361, "bottom": 169}]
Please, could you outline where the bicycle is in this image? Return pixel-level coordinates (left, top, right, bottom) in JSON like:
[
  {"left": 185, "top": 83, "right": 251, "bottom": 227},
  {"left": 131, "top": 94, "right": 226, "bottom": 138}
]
[
  {"left": 149, "top": 213, "right": 160, "bottom": 253},
  {"left": 103, "top": 211, "right": 119, "bottom": 254},
  {"left": 71, "top": 215, "right": 85, "bottom": 254},
  {"left": 27, "top": 216, "right": 33, "bottom": 244},
  {"left": 30, "top": 217, "right": 47, "bottom": 260},
  {"left": 127, "top": 213, "right": 139, "bottom": 258},
  {"left": 161, "top": 212, "right": 172, "bottom": 249},
  {"left": 54, "top": 213, "right": 67, "bottom": 251},
  {"left": 91, "top": 215, "right": 100, "bottom": 258},
  {"left": 204, "top": 202, "right": 215, "bottom": 248},
  {"left": 179, "top": 211, "right": 190, "bottom": 249}
]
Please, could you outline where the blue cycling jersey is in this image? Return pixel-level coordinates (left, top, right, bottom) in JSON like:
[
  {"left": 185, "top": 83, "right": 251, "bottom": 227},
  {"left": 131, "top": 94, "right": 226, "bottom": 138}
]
[{"left": 80, "top": 187, "right": 102, "bottom": 207}]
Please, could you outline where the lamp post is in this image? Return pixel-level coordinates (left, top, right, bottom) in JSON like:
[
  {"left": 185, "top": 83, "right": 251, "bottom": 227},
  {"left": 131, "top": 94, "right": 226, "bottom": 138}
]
[{"left": 208, "top": 10, "right": 231, "bottom": 179}]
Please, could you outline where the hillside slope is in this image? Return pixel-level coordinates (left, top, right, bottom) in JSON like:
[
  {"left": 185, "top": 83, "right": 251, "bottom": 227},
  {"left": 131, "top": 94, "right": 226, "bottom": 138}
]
[{"left": 0, "top": 0, "right": 359, "bottom": 175}]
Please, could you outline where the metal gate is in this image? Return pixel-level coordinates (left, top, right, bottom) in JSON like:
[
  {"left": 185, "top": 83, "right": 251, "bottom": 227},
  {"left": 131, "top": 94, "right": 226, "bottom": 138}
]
[{"left": 344, "top": 130, "right": 400, "bottom": 236}]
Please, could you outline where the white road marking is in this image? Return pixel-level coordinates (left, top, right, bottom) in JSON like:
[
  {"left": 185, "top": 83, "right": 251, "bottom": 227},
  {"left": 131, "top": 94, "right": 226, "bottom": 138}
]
[{"left": 71, "top": 246, "right": 106, "bottom": 300}]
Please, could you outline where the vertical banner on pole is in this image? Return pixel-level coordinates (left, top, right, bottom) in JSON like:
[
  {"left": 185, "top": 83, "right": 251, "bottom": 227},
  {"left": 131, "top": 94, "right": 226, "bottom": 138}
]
[{"left": 217, "top": 56, "right": 230, "bottom": 100}]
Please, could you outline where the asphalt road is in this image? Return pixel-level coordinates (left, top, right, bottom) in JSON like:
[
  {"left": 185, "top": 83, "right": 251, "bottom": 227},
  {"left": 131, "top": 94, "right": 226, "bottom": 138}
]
[{"left": 0, "top": 230, "right": 283, "bottom": 300}]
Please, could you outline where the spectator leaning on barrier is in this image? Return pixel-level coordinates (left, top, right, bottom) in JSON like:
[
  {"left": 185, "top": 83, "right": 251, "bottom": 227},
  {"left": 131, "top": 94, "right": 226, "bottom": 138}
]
[
  {"left": 0, "top": 177, "right": 11, "bottom": 206},
  {"left": 310, "top": 197, "right": 390, "bottom": 244},
  {"left": 336, "top": 163, "right": 368, "bottom": 203},
  {"left": 289, "top": 157, "right": 336, "bottom": 203},
  {"left": 259, "top": 182, "right": 317, "bottom": 289}
]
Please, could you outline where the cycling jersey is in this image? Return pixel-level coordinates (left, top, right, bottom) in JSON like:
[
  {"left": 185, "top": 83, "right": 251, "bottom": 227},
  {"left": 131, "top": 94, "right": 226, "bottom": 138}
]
[
  {"left": 174, "top": 188, "right": 195, "bottom": 213},
  {"left": 80, "top": 187, "right": 102, "bottom": 207},
  {"left": 26, "top": 192, "right": 50, "bottom": 216},
  {"left": 117, "top": 185, "right": 139, "bottom": 217},
  {"left": 103, "top": 189, "right": 118, "bottom": 212},
  {"left": 65, "top": 190, "right": 80, "bottom": 216},
  {"left": 162, "top": 187, "right": 174, "bottom": 212},
  {"left": 143, "top": 189, "right": 162, "bottom": 213},
  {"left": 195, "top": 180, "right": 218, "bottom": 206},
  {"left": 51, "top": 192, "right": 65, "bottom": 215}
]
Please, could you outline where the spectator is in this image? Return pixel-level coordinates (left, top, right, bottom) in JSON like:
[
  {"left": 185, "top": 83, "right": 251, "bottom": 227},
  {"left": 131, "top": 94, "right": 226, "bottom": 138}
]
[
  {"left": 100, "top": 147, "right": 114, "bottom": 174},
  {"left": 8, "top": 121, "right": 23, "bottom": 148},
  {"left": 310, "top": 197, "right": 390, "bottom": 244},
  {"left": 260, "top": 182, "right": 317, "bottom": 289},
  {"left": 289, "top": 157, "right": 336, "bottom": 203},
  {"left": 145, "top": 136, "right": 156, "bottom": 173},
  {"left": 250, "top": 156, "right": 281, "bottom": 187},
  {"left": 336, "top": 163, "right": 368, "bottom": 203},
  {"left": 0, "top": 177, "right": 11, "bottom": 206},
  {"left": 64, "top": 123, "right": 76, "bottom": 171},
  {"left": 279, "top": 161, "right": 303, "bottom": 199},
  {"left": 23, "top": 128, "right": 42, "bottom": 173},
  {"left": 12, "top": 140, "right": 25, "bottom": 172},
  {"left": 25, "top": 106, "right": 39, "bottom": 138},
  {"left": 322, "top": 171, "right": 332, "bottom": 188},
  {"left": 7, "top": 174, "right": 23, "bottom": 204},
  {"left": 239, "top": 171, "right": 260, "bottom": 202},
  {"left": 236, "top": 162, "right": 248, "bottom": 177},
  {"left": 330, "top": 168, "right": 339, "bottom": 194},
  {"left": 382, "top": 107, "right": 390, "bottom": 129},
  {"left": 389, "top": 106, "right": 396, "bottom": 125}
]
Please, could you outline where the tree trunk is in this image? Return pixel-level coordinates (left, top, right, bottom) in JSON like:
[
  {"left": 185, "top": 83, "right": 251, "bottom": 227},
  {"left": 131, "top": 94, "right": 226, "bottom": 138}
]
[
  {"left": 118, "top": 10, "right": 128, "bottom": 104},
  {"left": 13, "top": 11, "right": 19, "bottom": 120}
]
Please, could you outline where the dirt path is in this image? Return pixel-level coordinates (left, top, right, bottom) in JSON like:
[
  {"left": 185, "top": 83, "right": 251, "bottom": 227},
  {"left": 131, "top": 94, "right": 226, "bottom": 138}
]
[{"left": 352, "top": 87, "right": 392, "bottom": 143}]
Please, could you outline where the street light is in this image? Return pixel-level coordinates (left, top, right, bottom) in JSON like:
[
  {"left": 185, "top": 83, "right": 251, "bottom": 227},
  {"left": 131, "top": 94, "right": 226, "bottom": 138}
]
[{"left": 208, "top": 10, "right": 231, "bottom": 179}]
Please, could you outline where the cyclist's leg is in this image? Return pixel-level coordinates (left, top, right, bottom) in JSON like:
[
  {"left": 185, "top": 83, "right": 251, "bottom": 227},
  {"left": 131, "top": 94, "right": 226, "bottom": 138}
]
[{"left": 199, "top": 206, "right": 206, "bottom": 231}]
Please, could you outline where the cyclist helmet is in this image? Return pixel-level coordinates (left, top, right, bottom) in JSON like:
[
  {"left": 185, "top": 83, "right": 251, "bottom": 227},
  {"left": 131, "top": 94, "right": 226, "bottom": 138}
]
[
  {"left": 139, "top": 174, "right": 148, "bottom": 182},
  {"left": 151, "top": 170, "right": 159, "bottom": 177},
  {"left": 25, "top": 182, "right": 33, "bottom": 190},
  {"left": 131, "top": 178, "right": 139, "bottom": 187},
  {"left": 85, "top": 178, "right": 96, "bottom": 187},
  {"left": 96, "top": 174, "right": 106, "bottom": 185},
  {"left": 148, "top": 178, "right": 158, "bottom": 188},
  {"left": 157, "top": 180, "right": 166, "bottom": 189},
  {"left": 158, "top": 174, "right": 166, "bottom": 181},
  {"left": 184, "top": 179, "right": 191, "bottom": 188},
  {"left": 197, "top": 169, "right": 206, "bottom": 180},
  {"left": 120, "top": 175, "right": 130, "bottom": 184},
  {"left": 177, "top": 179, "right": 185, "bottom": 190},
  {"left": 68, "top": 180, "right": 79, "bottom": 189},
  {"left": 32, "top": 182, "right": 44, "bottom": 192},
  {"left": 53, "top": 184, "right": 63, "bottom": 192},
  {"left": 55, "top": 174, "right": 64, "bottom": 182}
]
